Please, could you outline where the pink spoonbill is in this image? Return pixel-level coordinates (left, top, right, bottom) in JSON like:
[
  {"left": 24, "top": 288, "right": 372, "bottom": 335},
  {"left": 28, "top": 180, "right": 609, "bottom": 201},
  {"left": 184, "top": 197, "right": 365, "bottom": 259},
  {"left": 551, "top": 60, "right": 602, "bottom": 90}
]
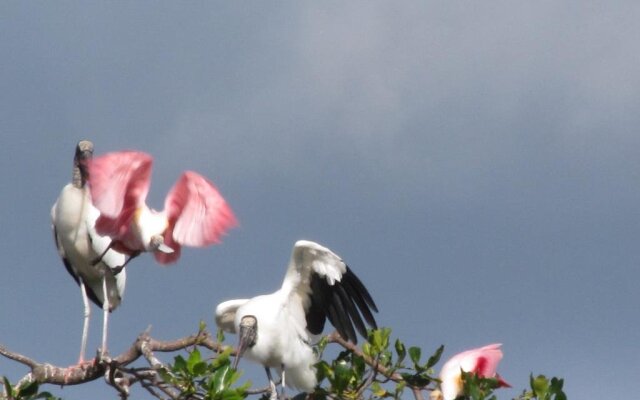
[
  {"left": 433, "top": 343, "right": 511, "bottom": 400},
  {"left": 87, "top": 150, "right": 237, "bottom": 266}
]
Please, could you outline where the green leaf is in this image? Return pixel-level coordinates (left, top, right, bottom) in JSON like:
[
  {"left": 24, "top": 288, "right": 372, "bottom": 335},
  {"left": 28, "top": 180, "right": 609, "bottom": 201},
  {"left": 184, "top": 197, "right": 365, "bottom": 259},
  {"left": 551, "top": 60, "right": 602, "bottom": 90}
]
[
  {"left": 3, "top": 377, "right": 13, "bottom": 397},
  {"left": 362, "top": 341, "right": 372, "bottom": 358},
  {"left": 217, "top": 328, "right": 226, "bottom": 343},
  {"left": 17, "top": 380, "right": 39, "bottom": 397},
  {"left": 315, "top": 360, "right": 333, "bottom": 384},
  {"left": 371, "top": 381, "right": 388, "bottom": 397},
  {"left": 173, "top": 355, "right": 187, "bottom": 373},
  {"left": 211, "top": 364, "right": 232, "bottom": 393},
  {"left": 352, "top": 354, "right": 365, "bottom": 379},
  {"left": 408, "top": 346, "right": 421, "bottom": 365},
  {"left": 426, "top": 345, "right": 444, "bottom": 369},
  {"left": 395, "top": 339, "right": 406, "bottom": 364},
  {"left": 187, "top": 348, "right": 202, "bottom": 372},
  {"left": 35, "top": 392, "right": 60, "bottom": 400},
  {"left": 314, "top": 335, "right": 329, "bottom": 358},
  {"left": 212, "top": 347, "right": 233, "bottom": 368},
  {"left": 333, "top": 359, "right": 352, "bottom": 394},
  {"left": 531, "top": 374, "right": 550, "bottom": 398}
]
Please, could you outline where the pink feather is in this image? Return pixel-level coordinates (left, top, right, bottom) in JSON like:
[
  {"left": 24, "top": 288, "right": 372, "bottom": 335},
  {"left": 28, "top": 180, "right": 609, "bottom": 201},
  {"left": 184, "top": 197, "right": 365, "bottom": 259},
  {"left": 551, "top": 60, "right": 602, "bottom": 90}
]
[
  {"left": 164, "top": 171, "right": 238, "bottom": 247},
  {"left": 88, "top": 151, "right": 152, "bottom": 217},
  {"left": 87, "top": 150, "right": 236, "bottom": 264},
  {"left": 438, "top": 343, "right": 510, "bottom": 400}
]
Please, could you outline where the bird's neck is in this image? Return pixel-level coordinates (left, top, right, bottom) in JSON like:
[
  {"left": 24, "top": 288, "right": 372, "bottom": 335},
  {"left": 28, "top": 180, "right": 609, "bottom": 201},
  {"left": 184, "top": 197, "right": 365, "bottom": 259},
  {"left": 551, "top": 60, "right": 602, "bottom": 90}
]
[{"left": 71, "top": 161, "right": 85, "bottom": 188}]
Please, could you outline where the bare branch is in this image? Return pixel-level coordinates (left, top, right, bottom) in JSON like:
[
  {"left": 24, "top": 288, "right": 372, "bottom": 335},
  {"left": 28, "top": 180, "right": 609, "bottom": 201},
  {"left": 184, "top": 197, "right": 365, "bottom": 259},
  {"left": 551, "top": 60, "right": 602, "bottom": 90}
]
[
  {"left": 0, "top": 345, "right": 39, "bottom": 369},
  {"left": 0, "top": 329, "right": 226, "bottom": 389}
]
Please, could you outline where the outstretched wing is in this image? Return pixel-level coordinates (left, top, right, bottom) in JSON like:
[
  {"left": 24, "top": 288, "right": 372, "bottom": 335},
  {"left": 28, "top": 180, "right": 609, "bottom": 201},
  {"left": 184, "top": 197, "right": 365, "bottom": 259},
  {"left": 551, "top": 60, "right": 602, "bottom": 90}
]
[
  {"left": 88, "top": 151, "right": 153, "bottom": 238},
  {"left": 283, "top": 240, "right": 378, "bottom": 343},
  {"left": 215, "top": 299, "right": 250, "bottom": 333},
  {"left": 164, "top": 171, "right": 237, "bottom": 247},
  {"left": 88, "top": 151, "right": 152, "bottom": 218}
]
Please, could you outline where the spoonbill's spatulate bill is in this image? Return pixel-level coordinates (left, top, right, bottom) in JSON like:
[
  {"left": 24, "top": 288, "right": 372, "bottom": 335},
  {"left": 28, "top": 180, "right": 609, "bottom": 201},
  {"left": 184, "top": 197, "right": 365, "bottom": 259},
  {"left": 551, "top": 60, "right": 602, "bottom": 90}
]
[
  {"left": 87, "top": 150, "right": 237, "bottom": 265},
  {"left": 215, "top": 240, "right": 378, "bottom": 395},
  {"left": 51, "top": 140, "right": 129, "bottom": 363}
]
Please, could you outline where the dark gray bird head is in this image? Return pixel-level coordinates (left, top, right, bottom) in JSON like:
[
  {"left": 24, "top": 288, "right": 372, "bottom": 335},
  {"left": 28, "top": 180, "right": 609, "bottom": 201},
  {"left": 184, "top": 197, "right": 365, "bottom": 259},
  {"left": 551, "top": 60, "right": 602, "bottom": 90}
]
[
  {"left": 233, "top": 315, "right": 257, "bottom": 370},
  {"left": 73, "top": 140, "right": 94, "bottom": 187}
]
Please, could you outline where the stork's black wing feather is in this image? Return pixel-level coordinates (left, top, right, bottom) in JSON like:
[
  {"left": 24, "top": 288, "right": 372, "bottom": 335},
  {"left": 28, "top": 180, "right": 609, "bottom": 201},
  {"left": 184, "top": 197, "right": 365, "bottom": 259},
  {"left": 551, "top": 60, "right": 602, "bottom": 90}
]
[
  {"left": 304, "top": 264, "right": 378, "bottom": 343},
  {"left": 306, "top": 274, "right": 328, "bottom": 335},
  {"left": 330, "top": 286, "right": 357, "bottom": 343},
  {"left": 341, "top": 267, "right": 378, "bottom": 329},
  {"left": 344, "top": 267, "right": 378, "bottom": 312}
]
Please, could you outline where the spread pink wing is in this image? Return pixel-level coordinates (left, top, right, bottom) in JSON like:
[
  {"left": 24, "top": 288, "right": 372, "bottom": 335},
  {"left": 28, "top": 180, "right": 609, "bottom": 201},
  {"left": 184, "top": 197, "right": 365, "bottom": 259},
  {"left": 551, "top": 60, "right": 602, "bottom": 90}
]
[
  {"left": 164, "top": 171, "right": 237, "bottom": 247},
  {"left": 88, "top": 151, "right": 153, "bottom": 237}
]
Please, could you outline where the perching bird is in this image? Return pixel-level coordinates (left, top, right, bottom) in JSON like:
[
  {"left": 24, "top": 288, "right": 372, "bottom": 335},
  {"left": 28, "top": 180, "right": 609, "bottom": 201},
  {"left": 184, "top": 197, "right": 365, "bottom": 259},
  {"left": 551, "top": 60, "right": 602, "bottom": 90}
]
[
  {"left": 433, "top": 343, "right": 511, "bottom": 400},
  {"left": 87, "top": 150, "right": 237, "bottom": 265},
  {"left": 215, "top": 240, "right": 378, "bottom": 396},
  {"left": 51, "top": 140, "right": 129, "bottom": 363}
]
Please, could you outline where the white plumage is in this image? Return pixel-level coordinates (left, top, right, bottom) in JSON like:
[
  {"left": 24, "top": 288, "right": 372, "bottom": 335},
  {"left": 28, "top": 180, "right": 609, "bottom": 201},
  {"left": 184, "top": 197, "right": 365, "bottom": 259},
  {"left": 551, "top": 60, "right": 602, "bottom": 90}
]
[
  {"left": 215, "top": 240, "right": 378, "bottom": 394},
  {"left": 51, "top": 141, "right": 128, "bottom": 363}
]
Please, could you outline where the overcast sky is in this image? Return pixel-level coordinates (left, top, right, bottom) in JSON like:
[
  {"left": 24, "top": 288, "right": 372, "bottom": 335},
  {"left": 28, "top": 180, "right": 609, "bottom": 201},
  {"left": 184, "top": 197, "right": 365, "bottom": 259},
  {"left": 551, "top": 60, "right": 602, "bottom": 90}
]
[{"left": 1, "top": 2, "right": 639, "bottom": 399}]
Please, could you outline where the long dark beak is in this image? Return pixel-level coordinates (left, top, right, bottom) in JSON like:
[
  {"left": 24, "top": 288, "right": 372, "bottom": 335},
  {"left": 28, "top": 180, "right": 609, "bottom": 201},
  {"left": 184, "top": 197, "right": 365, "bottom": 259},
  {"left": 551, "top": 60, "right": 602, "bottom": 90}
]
[
  {"left": 232, "top": 321, "right": 256, "bottom": 370},
  {"left": 75, "top": 141, "right": 94, "bottom": 184}
]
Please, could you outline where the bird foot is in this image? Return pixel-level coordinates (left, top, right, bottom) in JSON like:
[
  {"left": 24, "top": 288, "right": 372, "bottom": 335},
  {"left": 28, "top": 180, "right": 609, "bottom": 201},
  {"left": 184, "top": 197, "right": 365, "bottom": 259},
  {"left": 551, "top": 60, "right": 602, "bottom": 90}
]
[{"left": 96, "top": 347, "right": 111, "bottom": 363}]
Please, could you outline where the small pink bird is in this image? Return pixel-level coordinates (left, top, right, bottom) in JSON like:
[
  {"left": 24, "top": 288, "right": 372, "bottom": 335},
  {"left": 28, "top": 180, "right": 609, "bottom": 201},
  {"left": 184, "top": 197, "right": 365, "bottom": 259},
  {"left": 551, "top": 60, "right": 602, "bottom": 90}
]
[
  {"left": 88, "top": 150, "right": 237, "bottom": 265},
  {"left": 434, "top": 343, "right": 510, "bottom": 400}
]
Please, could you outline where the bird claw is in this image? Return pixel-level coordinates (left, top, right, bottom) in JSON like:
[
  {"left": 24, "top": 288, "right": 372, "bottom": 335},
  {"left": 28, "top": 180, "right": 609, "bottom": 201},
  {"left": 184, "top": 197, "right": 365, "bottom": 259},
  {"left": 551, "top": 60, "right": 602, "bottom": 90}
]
[{"left": 97, "top": 348, "right": 111, "bottom": 363}]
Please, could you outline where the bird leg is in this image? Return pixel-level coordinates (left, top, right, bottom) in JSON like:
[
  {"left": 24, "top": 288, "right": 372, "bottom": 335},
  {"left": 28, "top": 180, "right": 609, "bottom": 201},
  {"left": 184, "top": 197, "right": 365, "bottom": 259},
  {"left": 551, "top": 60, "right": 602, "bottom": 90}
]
[
  {"left": 78, "top": 278, "right": 91, "bottom": 364},
  {"left": 111, "top": 251, "right": 141, "bottom": 275},
  {"left": 65, "top": 279, "right": 95, "bottom": 384},
  {"left": 280, "top": 366, "right": 288, "bottom": 400},
  {"left": 91, "top": 241, "right": 114, "bottom": 266},
  {"left": 100, "top": 277, "right": 110, "bottom": 359},
  {"left": 265, "top": 368, "right": 278, "bottom": 400}
]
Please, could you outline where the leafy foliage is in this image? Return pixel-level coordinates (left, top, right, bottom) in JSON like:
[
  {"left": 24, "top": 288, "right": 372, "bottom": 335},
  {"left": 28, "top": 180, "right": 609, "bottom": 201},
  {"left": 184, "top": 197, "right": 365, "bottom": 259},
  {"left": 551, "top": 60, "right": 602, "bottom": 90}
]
[
  {"left": 1, "top": 327, "right": 566, "bottom": 400},
  {"left": 515, "top": 375, "right": 567, "bottom": 400},
  {"left": 2, "top": 378, "right": 60, "bottom": 400},
  {"left": 160, "top": 347, "right": 249, "bottom": 400}
]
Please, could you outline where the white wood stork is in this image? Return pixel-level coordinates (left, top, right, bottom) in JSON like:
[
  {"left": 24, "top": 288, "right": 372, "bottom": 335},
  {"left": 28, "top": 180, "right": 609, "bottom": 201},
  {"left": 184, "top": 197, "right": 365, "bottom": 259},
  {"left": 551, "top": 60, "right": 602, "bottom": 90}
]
[
  {"left": 215, "top": 240, "right": 378, "bottom": 397},
  {"left": 51, "top": 140, "right": 129, "bottom": 363},
  {"left": 87, "top": 150, "right": 237, "bottom": 265}
]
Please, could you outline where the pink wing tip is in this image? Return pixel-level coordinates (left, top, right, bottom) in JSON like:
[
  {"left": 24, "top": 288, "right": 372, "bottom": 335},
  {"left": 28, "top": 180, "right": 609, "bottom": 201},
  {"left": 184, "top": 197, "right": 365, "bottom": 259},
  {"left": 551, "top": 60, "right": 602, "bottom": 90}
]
[{"left": 166, "top": 171, "right": 238, "bottom": 247}]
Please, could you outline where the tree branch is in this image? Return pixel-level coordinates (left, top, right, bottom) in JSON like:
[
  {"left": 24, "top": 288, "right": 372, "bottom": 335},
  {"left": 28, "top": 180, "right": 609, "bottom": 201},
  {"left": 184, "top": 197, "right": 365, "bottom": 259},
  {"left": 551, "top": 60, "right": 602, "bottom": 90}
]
[{"left": 0, "top": 328, "right": 227, "bottom": 390}]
